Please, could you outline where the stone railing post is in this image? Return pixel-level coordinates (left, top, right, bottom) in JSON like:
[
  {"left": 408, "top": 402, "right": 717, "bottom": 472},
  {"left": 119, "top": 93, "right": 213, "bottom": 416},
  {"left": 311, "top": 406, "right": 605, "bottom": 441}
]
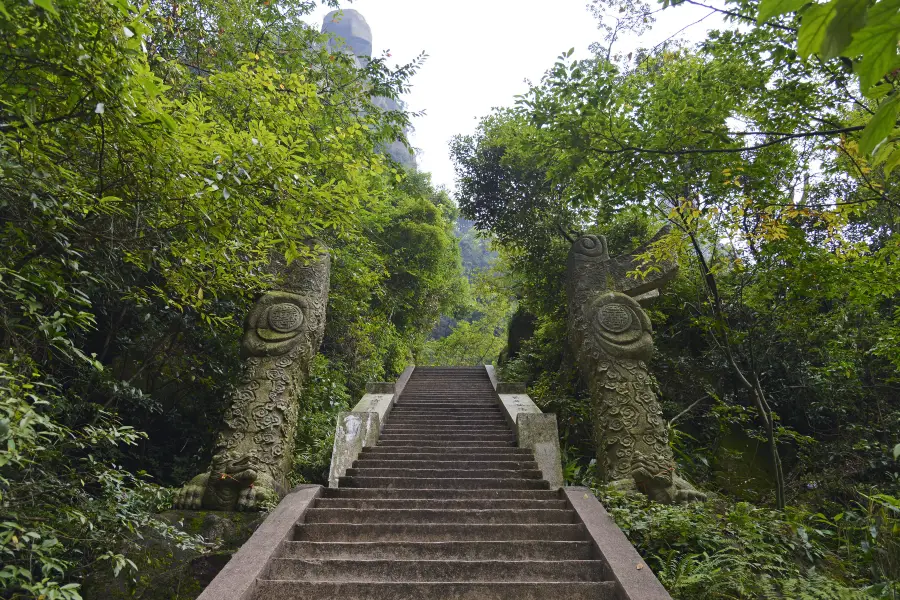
[
  {"left": 327, "top": 366, "right": 414, "bottom": 487},
  {"left": 485, "top": 366, "right": 564, "bottom": 489}
]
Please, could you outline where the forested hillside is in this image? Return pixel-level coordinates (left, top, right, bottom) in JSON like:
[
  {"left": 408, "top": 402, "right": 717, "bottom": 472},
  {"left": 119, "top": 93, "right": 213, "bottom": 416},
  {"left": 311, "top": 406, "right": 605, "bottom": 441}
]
[
  {"left": 452, "top": 0, "right": 900, "bottom": 595},
  {"left": 0, "top": 1, "right": 465, "bottom": 596},
  {"left": 2, "top": 0, "right": 900, "bottom": 598}
]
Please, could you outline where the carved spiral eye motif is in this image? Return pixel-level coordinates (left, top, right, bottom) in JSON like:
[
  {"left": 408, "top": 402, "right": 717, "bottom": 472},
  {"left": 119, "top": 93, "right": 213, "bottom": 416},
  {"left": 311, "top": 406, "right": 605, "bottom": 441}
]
[
  {"left": 574, "top": 235, "right": 609, "bottom": 259},
  {"left": 588, "top": 292, "right": 654, "bottom": 360},
  {"left": 267, "top": 303, "right": 304, "bottom": 333},
  {"left": 242, "top": 291, "right": 311, "bottom": 357}
]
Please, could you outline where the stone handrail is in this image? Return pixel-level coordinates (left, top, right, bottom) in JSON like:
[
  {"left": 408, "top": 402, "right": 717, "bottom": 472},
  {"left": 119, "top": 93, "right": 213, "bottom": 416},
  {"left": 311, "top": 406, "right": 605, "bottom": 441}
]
[
  {"left": 196, "top": 484, "right": 322, "bottom": 600},
  {"left": 326, "top": 366, "right": 414, "bottom": 487},
  {"left": 484, "top": 366, "right": 565, "bottom": 489}
]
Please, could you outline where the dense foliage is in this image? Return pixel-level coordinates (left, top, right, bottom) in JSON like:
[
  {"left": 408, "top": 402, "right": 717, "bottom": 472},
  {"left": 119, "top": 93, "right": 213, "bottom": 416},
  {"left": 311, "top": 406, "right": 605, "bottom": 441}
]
[
  {"left": 453, "top": 0, "right": 900, "bottom": 594},
  {"left": 0, "top": 0, "right": 465, "bottom": 597}
]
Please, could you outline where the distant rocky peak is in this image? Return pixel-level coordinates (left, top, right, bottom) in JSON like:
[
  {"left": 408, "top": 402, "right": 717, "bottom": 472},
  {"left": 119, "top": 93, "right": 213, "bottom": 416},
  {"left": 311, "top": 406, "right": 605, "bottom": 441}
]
[{"left": 321, "top": 9, "right": 372, "bottom": 58}]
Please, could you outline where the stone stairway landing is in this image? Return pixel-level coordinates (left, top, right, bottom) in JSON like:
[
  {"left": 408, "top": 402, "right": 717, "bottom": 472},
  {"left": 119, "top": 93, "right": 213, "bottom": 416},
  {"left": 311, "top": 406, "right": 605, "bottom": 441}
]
[{"left": 251, "top": 366, "right": 617, "bottom": 599}]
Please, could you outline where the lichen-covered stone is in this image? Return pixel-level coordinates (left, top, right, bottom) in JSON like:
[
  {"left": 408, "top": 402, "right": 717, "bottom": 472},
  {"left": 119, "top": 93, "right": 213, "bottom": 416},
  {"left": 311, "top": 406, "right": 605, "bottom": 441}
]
[
  {"left": 174, "top": 246, "right": 330, "bottom": 511},
  {"left": 566, "top": 231, "right": 704, "bottom": 503}
]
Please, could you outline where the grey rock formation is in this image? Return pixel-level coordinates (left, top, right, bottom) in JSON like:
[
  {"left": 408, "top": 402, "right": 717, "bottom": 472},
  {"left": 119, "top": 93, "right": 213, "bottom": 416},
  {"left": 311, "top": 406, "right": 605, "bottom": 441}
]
[
  {"left": 566, "top": 230, "right": 704, "bottom": 503},
  {"left": 174, "top": 245, "right": 331, "bottom": 511},
  {"left": 321, "top": 10, "right": 417, "bottom": 169},
  {"left": 322, "top": 9, "right": 373, "bottom": 59}
]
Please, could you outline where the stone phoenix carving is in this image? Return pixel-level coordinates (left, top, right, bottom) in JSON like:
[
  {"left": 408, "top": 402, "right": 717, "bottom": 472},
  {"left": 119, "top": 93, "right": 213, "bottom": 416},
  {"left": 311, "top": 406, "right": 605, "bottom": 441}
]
[
  {"left": 566, "top": 230, "right": 704, "bottom": 503},
  {"left": 174, "top": 246, "right": 330, "bottom": 511}
]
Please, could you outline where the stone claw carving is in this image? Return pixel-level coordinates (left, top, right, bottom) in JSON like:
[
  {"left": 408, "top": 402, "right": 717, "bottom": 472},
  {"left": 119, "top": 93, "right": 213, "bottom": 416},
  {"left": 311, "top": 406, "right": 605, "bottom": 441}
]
[
  {"left": 174, "top": 245, "right": 330, "bottom": 511},
  {"left": 567, "top": 230, "right": 704, "bottom": 504}
]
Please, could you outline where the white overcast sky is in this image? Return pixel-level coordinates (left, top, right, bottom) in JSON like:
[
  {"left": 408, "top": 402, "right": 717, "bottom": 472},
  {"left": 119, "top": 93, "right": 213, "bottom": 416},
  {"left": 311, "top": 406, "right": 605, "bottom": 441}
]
[{"left": 306, "top": 1, "right": 725, "bottom": 191}]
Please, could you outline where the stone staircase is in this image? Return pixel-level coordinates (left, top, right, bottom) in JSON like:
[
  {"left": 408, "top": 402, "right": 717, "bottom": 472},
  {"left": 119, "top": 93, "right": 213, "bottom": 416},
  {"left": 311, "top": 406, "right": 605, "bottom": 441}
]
[{"left": 252, "top": 366, "right": 615, "bottom": 599}]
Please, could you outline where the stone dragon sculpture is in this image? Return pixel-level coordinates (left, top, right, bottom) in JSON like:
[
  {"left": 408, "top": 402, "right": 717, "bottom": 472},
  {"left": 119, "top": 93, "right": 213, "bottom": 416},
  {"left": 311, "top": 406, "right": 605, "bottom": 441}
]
[
  {"left": 174, "top": 245, "right": 330, "bottom": 511},
  {"left": 566, "top": 230, "right": 704, "bottom": 503}
]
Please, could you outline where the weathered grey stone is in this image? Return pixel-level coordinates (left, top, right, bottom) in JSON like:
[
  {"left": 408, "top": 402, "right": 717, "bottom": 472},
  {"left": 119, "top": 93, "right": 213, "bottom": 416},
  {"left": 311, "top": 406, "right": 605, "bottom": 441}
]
[
  {"left": 197, "top": 485, "right": 322, "bottom": 600},
  {"left": 174, "top": 246, "right": 331, "bottom": 511},
  {"left": 320, "top": 11, "right": 417, "bottom": 170},
  {"left": 517, "top": 413, "right": 565, "bottom": 489},
  {"left": 327, "top": 411, "right": 380, "bottom": 488},
  {"left": 366, "top": 382, "right": 396, "bottom": 394},
  {"left": 565, "top": 487, "right": 672, "bottom": 600},
  {"left": 497, "top": 382, "right": 527, "bottom": 394},
  {"left": 566, "top": 231, "right": 704, "bottom": 503}
]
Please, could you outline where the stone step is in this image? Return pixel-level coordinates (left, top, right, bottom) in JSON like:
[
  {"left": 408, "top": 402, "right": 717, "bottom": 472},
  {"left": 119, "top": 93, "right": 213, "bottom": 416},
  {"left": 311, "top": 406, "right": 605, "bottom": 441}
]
[
  {"left": 360, "top": 450, "right": 532, "bottom": 460},
  {"left": 352, "top": 460, "right": 539, "bottom": 470},
  {"left": 253, "top": 581, "right": 616, "bottom": 600},
  {"left": 388, "top": 415, "right": 507, "bottom": 427},
  {"left": 293, "top": 523, "right": 586, "bottom": 542},
  {"left": 378, "top": 433, "right": 515, "bottom": 442},
  {"left": 375, "top": 440, "right": 515, "bottom": 447},
  {"left": 278, "top": 540, "right": 594, "bottom": 560},
  {"left": 337, "top": 477, "right": 549, "bottom": 489},
  {"left": 304, "top": 508, "right": 576, "bottom": 524},
  {"left": 265, "top": 558, "right": 604, "bottom": 582},
  {"left": 382, "top": 424, "right": 510, "bottom": 430},
  {"left": 323, "top": 488, "right": 561, "bottom": 500},
  {"left": 344, "top": 468, "right": 544, "bottom": 479},
  {"left": 313, "top": 498, "right": 567, "bottom": 510}
]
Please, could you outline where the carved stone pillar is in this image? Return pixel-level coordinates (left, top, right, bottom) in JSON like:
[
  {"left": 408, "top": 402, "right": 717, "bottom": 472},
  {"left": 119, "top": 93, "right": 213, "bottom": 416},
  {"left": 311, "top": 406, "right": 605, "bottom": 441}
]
[
  {"left": 566, "top": 232, "right": 703, "bottom": 503},
  {"left": 174, "top": 246, "right": 330, "bottom": 511}
]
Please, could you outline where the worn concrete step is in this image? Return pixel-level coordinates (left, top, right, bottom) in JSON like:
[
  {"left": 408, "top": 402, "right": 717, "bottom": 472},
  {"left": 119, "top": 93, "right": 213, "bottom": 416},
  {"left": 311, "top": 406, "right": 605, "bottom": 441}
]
[
  {"left": 379, "top": 430, "right": 512, "bottom": 436},
  {"left": 255, "top": 578, "right": 613, "bottom": 600},
  {"left": 379, "top": 434, "right": 515, "bottom": 442},
  {"left": 345, "top": 468, "right": 543, "bottom": 480},
  {"left": 391, "top": 406, "right": 500, "bottom": 410},
  {"left": 357, "top": 455, "right": 536, "bottom": 464},
  {"left": 337, "top": 477, "right": 549, "bottom": 489},
  {"left": 389, "top": 410, "right": 502, "bottom": 415},
  {"left": 382, "top": 424, "right": 510, "bottom": 430},
  {"left": 293, "top": 522, "right": 586, "bottom": 542},
  {"left": 253, "top": 581, "right": 616, "bottom": 600},
  {"left": 278, "top": 540, "right": 594, "bottom": 560},
  {"left": 386, "top": 417, "right": 508, "bottom": 423},
  {"left": 376, "top": 440, "right": 515, "bottom": 447},
  {"left": 382, "top": 424, "right": 510, "bottom": 431},
  {"left": 360, "top": 449, "right": 532, "bottom": 460},
  {"left": 383, "top": 423, "right": 509, "bottom": 429},
  {"left": 352, "top": 460, "right": 539, "bottom": 470},
  {"left": 304, "top": 508, "right": 576, "bottom": 524},
  {"left": 313, "top": 498, "right": 566, "bottom": 510},
  {"left": 324, "top": 488, "right": 560, "bottom": 500},
  {"left": 266, "top": 558, "right": 604, "bottom": 582}
]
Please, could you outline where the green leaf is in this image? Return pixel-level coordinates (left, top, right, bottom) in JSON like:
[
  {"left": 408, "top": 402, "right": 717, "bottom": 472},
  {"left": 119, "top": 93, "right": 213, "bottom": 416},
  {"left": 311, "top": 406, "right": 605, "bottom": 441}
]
[
  {"left": 883, "top": 147, "right": 900, "bottom": 174},
  {"left": 798, "top": 0, "right": 840, "bottom": 58},
  {"left": 32, "top": 0, "right": 59, "bottom": 16},
  {"left": 844, "top": 0, "right": 900, "bottom": 90},
  {"left": 860, "top": 93, "right": 900, "bottom": 155},
  {"left": 758, "top": 0, "right": 808, "bottom": 23},
  {"left": 0, "top": 1, "right": 10, "bottom": 18},
  {"left": 894, "top": 442, "right": 900, "bottom": 460},
  {"left": 822, "top": 0, "right": 869, "bottom": 58}
]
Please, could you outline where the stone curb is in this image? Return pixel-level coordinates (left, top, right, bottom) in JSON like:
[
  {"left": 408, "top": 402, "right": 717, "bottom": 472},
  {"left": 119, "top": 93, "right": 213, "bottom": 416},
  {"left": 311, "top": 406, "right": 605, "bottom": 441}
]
[
  {"left": 564, "top": 487, "right": 672, "bottom": 600},
  {"left": 196, "top": 485, "right": 322, "bottom": 600}
]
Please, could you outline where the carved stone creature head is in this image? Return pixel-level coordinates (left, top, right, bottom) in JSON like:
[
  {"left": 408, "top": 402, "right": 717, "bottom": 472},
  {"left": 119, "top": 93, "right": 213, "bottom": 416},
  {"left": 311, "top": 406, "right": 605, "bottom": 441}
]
[
  {"left": 240, "top": 245, "right": 330, "bottom": 360},
  {"left": 566, "top": 228, "right": 677, "bottom": 306}
]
